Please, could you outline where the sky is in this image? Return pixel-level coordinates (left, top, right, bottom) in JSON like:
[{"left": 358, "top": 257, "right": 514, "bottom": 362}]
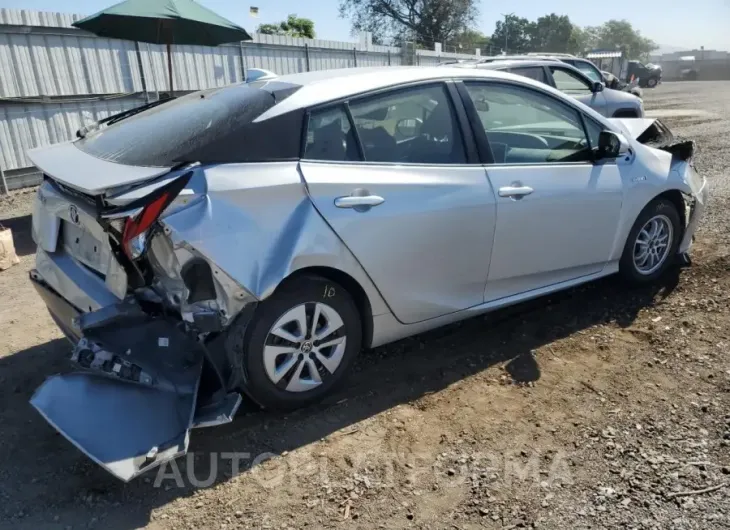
[{"left": 5, "top": 0, "right": 730, "bottom": 52}]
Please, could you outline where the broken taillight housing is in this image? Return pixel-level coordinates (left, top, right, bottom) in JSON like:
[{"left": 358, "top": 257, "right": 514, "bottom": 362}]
[
  {"left": 102, "top": 171, "right": 193, "bottom": 264},
  {"left": 120, "top": 190, "right": 172, "bottom": 260}
]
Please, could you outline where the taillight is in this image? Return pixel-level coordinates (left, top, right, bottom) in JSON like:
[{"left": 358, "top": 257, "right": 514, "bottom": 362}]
[
  {"left": 102, "top": 171, "right": 193, "bottom": 262},
  {"left": 121, "top": 191, "right": 171, "bottom": 259}
]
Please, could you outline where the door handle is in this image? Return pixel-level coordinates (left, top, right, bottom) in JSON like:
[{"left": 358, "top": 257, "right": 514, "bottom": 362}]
[
  {"left": 334, "top": 195, "right": 385, "bottom": 209},
  {"left": 498, "top": 185, "right": 534, "bottom": 199}
]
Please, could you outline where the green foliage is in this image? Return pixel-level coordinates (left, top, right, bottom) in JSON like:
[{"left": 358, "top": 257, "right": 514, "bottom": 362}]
[
  {"left": 338, "top": 0, "right": 478, "bottom": 47},
  {"left": 258, "top": 14, "right": 315, "bottom": 39},
  {"left": 337, "top": 1, "right": 656, "bottom": 61},
  {"left": 456, "top": 29, "right": 491, "bottom": 53},
  {"left": 491, "top": 14, "right": 533, "bottom": 53},
  {"left": 588, "top": 19, "right": 658, "bottom": 60},
  {"left": 489, "top": 15, "right": 656, "bottom": 59},
  {"left": 528, "top": 14, "right": 574, "bottom": 53}
]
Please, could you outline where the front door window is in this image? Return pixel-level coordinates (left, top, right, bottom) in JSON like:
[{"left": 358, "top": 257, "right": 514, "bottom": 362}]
[{"left": 463, "top": 82, "right": 593, "bottom": 164}]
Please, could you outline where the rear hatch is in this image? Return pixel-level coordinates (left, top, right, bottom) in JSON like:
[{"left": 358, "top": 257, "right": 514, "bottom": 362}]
[
  {"left": 28, "top": 141, "right": 172, "bottom": 196},
  {"left": 26, "top": 83, "right": 303, "bottom": 482},
  {"left": 28, "top": 81, "right": 299, "bottom": 296}
]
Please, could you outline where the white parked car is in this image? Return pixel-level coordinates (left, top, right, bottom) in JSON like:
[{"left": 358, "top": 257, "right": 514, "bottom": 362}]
[{"left": 455, "top": 59, "right": 645, "bottom": 118}]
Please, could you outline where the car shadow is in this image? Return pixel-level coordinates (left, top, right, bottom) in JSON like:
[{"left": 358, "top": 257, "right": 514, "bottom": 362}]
[{"left": 0, "top": 265, "right": 682, "bottom": 529}]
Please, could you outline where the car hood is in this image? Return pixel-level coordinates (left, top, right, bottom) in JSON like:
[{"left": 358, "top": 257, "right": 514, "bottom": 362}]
[
  {"left": 604, "top": 87, "right": 642, "bottom": 106},
  {"left": 609, "top": 118, "right": 659, "bottom": 140}
]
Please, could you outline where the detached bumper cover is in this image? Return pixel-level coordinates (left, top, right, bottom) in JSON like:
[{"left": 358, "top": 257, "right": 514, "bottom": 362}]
[
  {"left": 32, "top": 371, "right": 198, "bottom": 482},
  {"left": 30, "top": 306, "right": 205, "bottom": 482}
]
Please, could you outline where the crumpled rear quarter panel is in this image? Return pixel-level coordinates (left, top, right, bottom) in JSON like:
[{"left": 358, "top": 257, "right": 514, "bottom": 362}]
[{"left": 158, "top": 162, "right": 390, "bottom": 319}]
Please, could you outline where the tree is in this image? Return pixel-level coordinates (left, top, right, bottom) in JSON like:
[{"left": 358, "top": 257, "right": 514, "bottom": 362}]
[
  {"left": 490, "top": 14, "right": 532, "bottom": 53},
  {"left": 455, "top": 29, "right": 491, "bottom": 53},
  {"left": 527, "top": 14, "right": 574, "bottom": 54},
  {"left": 567, "top": 25, "right": 598, "bottom": 55},
  {"left": 591, "top": 20, "right": 657, "bottom": 60},
  {"left": 258, "top": 14, "right": 315, "bottom": 39},
  {"left": 339, "top": 0, "right": 478, "bottom": 47}
]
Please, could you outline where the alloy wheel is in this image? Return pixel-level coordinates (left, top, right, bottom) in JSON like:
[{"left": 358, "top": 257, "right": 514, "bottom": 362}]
[
  {"left": 263, "top": 302, "right": 347, "bottom": 392},
  {"left": 633, "top": 214, "right": 673, "bottom": 275}
]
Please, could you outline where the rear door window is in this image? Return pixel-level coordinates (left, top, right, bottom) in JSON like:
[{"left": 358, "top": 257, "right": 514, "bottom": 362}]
[{"left": 348, "top": 84, "right": 467, "bottom": 164}]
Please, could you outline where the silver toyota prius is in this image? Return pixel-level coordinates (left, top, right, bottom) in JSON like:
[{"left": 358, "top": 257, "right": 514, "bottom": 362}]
[{"left": 26, "top": 66, "right": 708, "bottom": 481}]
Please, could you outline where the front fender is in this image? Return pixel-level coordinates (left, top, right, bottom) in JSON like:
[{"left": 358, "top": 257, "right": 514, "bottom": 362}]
[{"left": 608, "top": 142, "right": 707, "bottom": 261}]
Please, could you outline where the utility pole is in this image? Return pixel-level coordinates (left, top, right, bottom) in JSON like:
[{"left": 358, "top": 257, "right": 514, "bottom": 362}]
[{"left": 501, "top": 12, "right": 514, "bottom": 54}]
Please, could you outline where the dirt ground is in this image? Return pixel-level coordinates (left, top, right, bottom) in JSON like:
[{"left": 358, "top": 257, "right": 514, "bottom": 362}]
[{"left": 1, "top": 81, "right": 729, "bottom": 530}]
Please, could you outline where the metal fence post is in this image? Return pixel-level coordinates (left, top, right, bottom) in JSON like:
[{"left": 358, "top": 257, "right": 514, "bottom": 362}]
[
  {"left": 388, "top": 49, "right": 391, "bottom": 66},
  {"left": 304, "top": 43, "right": 311, "bottom": 72},
  {"left": 239, "top": 41, "right": 248, "bottom": 82},
  {"left": 134, "top": 41, "right": 150, "bottom": 103},
  {"left": 0, "top": 165, "right": 8, "bottom": 195},
  {"left": 353, "top": 47, "right": 357, "bottom": 67}
]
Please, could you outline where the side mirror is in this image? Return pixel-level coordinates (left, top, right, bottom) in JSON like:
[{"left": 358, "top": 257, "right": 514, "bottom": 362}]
[
  {"left": 596, "top": 131, "right": 630, "bottom": 159},
  {"left": 591, "top": 81, "right": 604, "bottom": 93},
  {"left": 394, "top": 117, "right": 422, "bottom": 138}
]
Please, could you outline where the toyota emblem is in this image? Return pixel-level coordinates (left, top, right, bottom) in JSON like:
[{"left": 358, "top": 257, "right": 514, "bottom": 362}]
[{"left": 68, "top": 205, "right": 80, "bottom": 225}]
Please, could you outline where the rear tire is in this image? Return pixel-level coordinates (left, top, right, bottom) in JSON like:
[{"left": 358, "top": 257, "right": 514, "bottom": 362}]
[
  {"left": 230, "top": 275, "right": 362, "bottom": 410},
  {"left": 619, "top": 199, "right": 682, "bottom": 284}
]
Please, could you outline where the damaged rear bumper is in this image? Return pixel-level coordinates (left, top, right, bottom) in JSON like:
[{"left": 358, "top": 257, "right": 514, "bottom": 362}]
[
  {"left": 29, "top": 272, "right": 246, "bottom": 482},
  {"left": 30, "top": 269, "right": 82, "bottom": 342},
  {"left": 678, "top": 167, "right": 709, "bottom": 254}
]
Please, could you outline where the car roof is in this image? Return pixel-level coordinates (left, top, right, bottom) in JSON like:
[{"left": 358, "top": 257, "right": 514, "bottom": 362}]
[
  {"left": 476, "top": 55, "right": 562, "bottom": 63},
  {"left": 474, "top": 59, "right": 563, "bottom": 69},
  {"left": 527, "top": 52, "right": 576, "bottom": 58},
  {"left": 471, "top": 60, "right": 596, "bottom": 83},
  {"left": 253, "top": 66, "right": 554, "bottom": 122}
]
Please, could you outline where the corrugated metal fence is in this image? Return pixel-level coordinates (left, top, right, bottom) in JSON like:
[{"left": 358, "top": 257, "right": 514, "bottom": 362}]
[{"left": 0, "top": 8, "right": 479, "bottom": 191}]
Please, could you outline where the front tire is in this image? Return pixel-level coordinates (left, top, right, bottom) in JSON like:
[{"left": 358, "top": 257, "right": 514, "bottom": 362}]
[
  {"left": 619, "top": 199, "right": 682, "bottom": 284},
  {"left": 647, "top": 77, "right": 658, "bottom": 88},
  {"left": 231, "top": 275, "right": 362, "bottom": 410}
]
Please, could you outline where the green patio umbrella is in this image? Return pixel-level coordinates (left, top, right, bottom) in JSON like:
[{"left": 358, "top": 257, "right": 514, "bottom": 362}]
[{"left": 73, "top": 0, "right": 252, "bottom": 93}]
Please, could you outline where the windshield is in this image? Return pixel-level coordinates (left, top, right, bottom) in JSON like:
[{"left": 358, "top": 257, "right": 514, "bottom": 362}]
[
  {"left": 572, "top": 61, "right": 602, "bottom": 83},
  {"left": 76, "top": 85, "right": 286, "bottom": 167}
]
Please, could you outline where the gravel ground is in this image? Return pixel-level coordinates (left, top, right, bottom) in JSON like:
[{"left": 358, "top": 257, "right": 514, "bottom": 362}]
[{"left": 0, "top": 81, "right": 729, "bottom": 530}]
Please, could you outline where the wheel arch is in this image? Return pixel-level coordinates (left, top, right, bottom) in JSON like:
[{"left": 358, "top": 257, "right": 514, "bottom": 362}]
[
  {"left": 654, "top": 189, "right": 687, "bottom": 233},
  {"left": 282, "top": 266, "right": 375, "bottom": 350},
  {"left": 612, "top": 187, "right": 688, "bottom": 262}
]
